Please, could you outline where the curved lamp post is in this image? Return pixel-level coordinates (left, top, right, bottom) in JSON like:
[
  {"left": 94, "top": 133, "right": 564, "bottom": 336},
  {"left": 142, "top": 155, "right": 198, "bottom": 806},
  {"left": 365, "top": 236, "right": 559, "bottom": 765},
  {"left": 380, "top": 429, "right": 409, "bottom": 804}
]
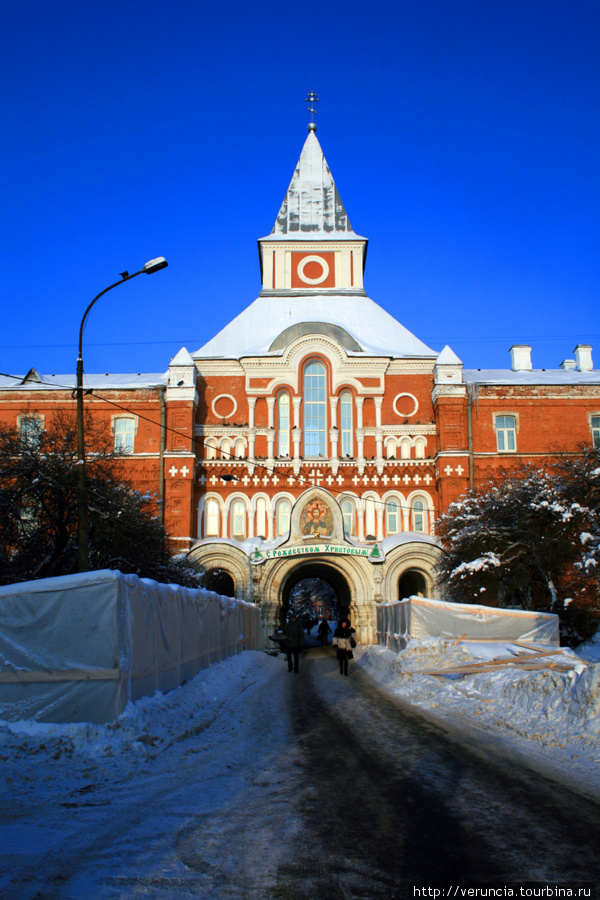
[{"left": 76, "top": 257, "right": 168, "bottom": 572}]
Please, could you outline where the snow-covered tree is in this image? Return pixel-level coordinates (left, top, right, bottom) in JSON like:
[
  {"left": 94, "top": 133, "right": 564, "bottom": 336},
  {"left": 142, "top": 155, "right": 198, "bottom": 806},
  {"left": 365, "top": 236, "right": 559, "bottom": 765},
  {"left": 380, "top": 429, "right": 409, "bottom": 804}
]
[{"left": 436, "top": 465, "right": 599, "bottom": 643}]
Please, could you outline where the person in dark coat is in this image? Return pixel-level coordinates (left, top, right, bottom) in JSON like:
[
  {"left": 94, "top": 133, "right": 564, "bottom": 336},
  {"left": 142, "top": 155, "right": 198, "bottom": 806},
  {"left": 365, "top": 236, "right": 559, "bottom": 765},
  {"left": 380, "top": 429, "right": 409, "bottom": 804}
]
[
  {"left": 317, "top": 618, "right": 332, "bottom": 646},
  {"left": 283, "top": 611, "right": 304, "bottom": 673},
  {"left": 332, "top": 618, "right": 356, "bottom": 676}
]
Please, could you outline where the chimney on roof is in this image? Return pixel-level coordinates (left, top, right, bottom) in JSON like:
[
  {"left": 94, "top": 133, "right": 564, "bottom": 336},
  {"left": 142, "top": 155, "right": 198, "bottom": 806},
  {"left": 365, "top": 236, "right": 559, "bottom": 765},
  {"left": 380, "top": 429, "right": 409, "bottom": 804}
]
[
  {"left": 509, "top": 345, "right": 532, "bottom": 372},
  {"left": 574, "top": 344, "right": 593, "bottom": 371},
  {"left": 560, "top": 359, "right": 577, "bottom": 370}
]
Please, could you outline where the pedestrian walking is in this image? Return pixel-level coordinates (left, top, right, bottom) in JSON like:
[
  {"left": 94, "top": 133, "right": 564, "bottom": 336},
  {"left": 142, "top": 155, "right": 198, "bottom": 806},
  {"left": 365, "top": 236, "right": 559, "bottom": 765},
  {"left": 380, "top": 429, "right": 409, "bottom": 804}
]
[
  {"left": 332, "top": 618, "right": 356, "bottom": 676},
  {"left": 283, "top": 611, "right": 304, "bottom": 673},
  {"left": 317, "top": 618, "right": 332, "bottom": 646}
]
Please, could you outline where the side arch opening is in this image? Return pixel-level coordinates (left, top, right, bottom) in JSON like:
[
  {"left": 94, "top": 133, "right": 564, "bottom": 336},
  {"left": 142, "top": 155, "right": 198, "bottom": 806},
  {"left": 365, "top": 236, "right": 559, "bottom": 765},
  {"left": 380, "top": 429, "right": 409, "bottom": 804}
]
[{"left": 398, "top": 569, "right": 427, "bottom": 600}]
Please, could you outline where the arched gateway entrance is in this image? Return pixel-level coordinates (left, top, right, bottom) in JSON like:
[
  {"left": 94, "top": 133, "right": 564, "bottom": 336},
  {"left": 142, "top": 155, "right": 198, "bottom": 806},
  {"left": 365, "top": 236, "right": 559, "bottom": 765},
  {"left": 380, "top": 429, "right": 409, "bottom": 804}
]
[
  {"left": 280, "top": 562, "right": 351, "bottom": 625},
  {"left": 187, "top": 488, "right": 442, "bottom": 643}
]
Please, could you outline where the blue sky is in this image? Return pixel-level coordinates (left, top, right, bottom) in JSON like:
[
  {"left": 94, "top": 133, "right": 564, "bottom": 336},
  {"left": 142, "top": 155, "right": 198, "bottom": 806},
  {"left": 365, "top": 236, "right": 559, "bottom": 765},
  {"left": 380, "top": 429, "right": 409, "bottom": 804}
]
[{"left": 2, "top": 0, "right": 598, "bottom": 377}]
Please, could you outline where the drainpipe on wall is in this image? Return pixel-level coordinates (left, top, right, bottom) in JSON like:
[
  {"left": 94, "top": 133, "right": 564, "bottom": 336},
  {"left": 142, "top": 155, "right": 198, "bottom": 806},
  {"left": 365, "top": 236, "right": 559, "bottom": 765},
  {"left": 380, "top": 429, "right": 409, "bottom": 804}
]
[
  {"left": 466, "top": 384, "right": 475, "bottom": 491},
  {"left": 159, "top": 385, "right": 166, "bottom": 524}
]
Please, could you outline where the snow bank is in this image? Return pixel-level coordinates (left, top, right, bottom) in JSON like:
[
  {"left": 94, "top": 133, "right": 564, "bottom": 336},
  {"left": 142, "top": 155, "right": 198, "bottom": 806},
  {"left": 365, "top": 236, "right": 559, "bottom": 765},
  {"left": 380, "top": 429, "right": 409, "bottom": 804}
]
[{"left": 357, "top": 638, "right": 600, "bottom": 798}]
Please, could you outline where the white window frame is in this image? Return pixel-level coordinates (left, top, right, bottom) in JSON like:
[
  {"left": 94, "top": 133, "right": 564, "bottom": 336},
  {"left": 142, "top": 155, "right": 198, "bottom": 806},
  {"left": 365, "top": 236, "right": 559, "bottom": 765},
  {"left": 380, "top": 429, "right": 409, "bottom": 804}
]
[
  {"left": 590, "top": 413, "right": 600, "bottom": 448},
  {"left": 255, "top": 497, "right": 267, "bottom": 538},
  {"left": 340, "top": 391, "right": 353, "bottom": 458},
  {"left": 278, "top": 392, "right": 290, "bottom": 457},
  {"left": 411, "top": 498, "right": 426, "bottom": 533},
  {"left": 341, "top": 497, "right": 356, "bottom": 535},
  {"left": 113, "top": 416, "right": 137, "bottom": 454},
  {"left": 231, "top": 499, "right": 247, "bottom": 539},
  {"left": 205, "top": 498, "right": 220, "bottom": 536},
  {"left": 386, "top": 499, "right": 400, "bottom": 535},
  {"left": 494, "top": 414, "right": 517, "bottom": 452},
  {"left": 303, "top": 360, "right": 327, "bottom": 458},
  {"left": 276, "top": 498, "right": 291, "bottom": 536}
]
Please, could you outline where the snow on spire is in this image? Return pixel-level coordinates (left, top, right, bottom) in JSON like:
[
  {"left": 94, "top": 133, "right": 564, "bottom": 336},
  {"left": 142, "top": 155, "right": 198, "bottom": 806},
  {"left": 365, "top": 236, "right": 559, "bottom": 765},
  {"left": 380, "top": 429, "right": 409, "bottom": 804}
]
[{"left": 270, "top": 131, "right": 357, "bottom": 237}]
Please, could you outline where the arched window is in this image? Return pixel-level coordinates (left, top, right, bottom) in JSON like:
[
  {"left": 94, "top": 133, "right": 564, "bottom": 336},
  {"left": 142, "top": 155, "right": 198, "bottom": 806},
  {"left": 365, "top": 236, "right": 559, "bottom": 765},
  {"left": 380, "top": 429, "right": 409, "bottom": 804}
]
[
  {"left": 205, "top": 439, "right": 217, "bottom": 460},
  {"left": 365, "top": 497, "right": 376, "bottom": 539},
  {"left": 276, "top": 499, "right": 291, "bottom": 536},
  {"left": 412, "top": 499, "right": 425, "bottom": 533},
  {"left": 386, "top": 439, "right": 396, "bottom": 459},
  {"left": 415, "top": 437, "right": 426, "bottom": 459},
  {"left": 278, "top": 392, "right": 290, "bottom": 457},
  {"left": 340, "top": 391, "right": 353, "bottom": 457},
  {"left": 400, "top": 439, "right": 411, "bottom": 460},
  {"left": 304, "top": 360, "right": 326, "bottom": 458},
  {"left": 255, "top": 497, "right": 267, "bottom": 538},
  {"left": 235, "top": 438, "right": 245, "bottom": 458},
  {"left": 341, "top": 498, "right": 356, "bottom": 535},
  {"left": 386, "top": 499, "right": 400, "bottom": 534},
  {"left": 231, "top": 499, "right": 246, "bottom": 539},
  {"left": 113, "top": 417, "right": 135, "bottom": 454},
  {"left": 221, "top": 439, "right": 232, "bottom": 461},
  {"left": 205, "top": 499, "right": 220, "bottom": 536}
]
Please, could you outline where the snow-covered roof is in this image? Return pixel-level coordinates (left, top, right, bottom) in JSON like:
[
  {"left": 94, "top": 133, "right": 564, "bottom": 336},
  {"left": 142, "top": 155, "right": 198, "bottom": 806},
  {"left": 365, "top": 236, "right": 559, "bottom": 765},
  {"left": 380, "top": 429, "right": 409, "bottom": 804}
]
[
  {"left": 463, "top": 368, "right": 600, "bottom": 385},
  {"left": 193, "top": 294, "right": 439, "bottom": 360},
  {"left": 259, "top": 131, "right": 366, "bottom": 241},
  {"left": 436, "top": 345, "right": 463, "bottom": 365},
  {"left": 0, "top": 373, "right": 168, "bottom": 391}
]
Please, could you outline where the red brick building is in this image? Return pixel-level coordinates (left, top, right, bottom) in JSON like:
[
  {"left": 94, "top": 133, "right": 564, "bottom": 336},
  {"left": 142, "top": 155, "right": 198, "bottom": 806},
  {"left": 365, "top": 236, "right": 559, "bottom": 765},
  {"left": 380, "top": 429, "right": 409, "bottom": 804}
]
[{"left": 2, "top": 129, "right": 599, "bottom": 639}]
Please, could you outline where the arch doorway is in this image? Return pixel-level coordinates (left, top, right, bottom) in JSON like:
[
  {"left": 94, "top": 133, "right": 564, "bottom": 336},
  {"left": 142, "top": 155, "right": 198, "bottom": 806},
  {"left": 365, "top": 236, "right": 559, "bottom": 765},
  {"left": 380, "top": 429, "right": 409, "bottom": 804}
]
[
  {"left": 398, "top": 569, "right": 427, "bottom": 600},
  {"left": 201, "top": 568, "right": 235, "bottom": 597},
  {"left": 279, "top": 562, "right": 352, "bottom": 626}
]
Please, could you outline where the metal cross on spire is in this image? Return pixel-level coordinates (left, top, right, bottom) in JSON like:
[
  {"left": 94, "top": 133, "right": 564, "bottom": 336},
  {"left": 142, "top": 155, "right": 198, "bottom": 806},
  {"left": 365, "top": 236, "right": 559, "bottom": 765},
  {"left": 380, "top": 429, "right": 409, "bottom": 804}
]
[{"left": 305, "top": 90, "right": 319, "bottom": 132}]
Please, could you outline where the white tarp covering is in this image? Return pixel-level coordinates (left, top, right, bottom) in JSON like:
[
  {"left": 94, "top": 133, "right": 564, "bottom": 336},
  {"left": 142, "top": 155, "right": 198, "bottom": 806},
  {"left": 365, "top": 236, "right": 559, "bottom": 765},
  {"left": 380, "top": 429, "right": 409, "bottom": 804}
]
[
  {"left": 0, "top": 570, "right": 263, "bottom": 724},
  {"left": 377, "top": 596, "right": 560, "bottom": 652}
]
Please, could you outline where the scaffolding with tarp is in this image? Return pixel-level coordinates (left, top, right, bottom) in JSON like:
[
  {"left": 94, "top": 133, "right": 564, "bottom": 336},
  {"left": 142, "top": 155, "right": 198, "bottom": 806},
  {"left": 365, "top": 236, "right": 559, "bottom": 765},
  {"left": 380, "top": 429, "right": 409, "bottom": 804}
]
[
  {"left": 0, "top": 569, "right": 263, "bottom": 724},
  {"left": 377, "top": 595, "right": 559, "bottom": 653}
]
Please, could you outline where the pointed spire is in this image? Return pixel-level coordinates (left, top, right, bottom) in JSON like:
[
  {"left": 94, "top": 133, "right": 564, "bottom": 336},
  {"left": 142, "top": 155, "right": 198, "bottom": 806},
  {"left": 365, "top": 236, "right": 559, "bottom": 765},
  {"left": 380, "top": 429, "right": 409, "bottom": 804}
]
[{"left": 270, "top": 131, "right": 360, "bottom": 237}]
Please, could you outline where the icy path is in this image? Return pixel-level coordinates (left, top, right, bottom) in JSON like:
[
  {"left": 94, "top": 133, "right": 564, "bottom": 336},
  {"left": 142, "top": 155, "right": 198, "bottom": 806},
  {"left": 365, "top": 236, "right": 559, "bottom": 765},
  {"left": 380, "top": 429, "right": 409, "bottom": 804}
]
[{"left": 1, "top": 647, "right": 600, "bottom": 898}]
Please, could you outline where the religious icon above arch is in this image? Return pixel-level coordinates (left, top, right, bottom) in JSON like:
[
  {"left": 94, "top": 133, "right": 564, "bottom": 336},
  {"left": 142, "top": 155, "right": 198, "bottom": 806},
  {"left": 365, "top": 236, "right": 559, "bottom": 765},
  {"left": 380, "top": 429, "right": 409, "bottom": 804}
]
[{"left": 300, "top": 498, "right": 334, "bottom": 538}]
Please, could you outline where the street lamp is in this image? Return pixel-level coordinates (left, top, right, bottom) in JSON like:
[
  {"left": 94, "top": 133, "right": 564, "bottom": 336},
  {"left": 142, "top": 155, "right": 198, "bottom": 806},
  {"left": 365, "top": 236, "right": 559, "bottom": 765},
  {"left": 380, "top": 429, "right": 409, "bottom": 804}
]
[{"left": 76, "top": 257, "right": 168, "bottom": 572}]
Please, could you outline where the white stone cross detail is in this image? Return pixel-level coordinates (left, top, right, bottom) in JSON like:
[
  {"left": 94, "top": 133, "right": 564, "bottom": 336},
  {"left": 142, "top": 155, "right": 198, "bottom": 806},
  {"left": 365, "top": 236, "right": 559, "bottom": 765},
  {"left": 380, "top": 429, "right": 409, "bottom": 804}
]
[
  {"left": 362, "top": 475, "right": 369, "bottom": 485},
  {"left": 272, "top": 475, "right": 279, "bottom": 485},
  {"left": 444, "top": 465, "right": 453, "bottom": 476},
  {"left": 198, "top": 474, "right": 206, "bottom": 485},
  {"left": 423, "top": 473, "right": 432, "bottom": 485},
  {"left": 242, "top": 475, "right": 250, "bottom": 486},
  {"left": 336, "top": 475, "right": 344, "bottom": 485},
  {"left": 210, "top": 474, "right": 219, "bottom": 485},
  {"left": 262, "top": 475, "right": 270, "bottom": 485},
  {"left": 413, "top": 474, "right": 421, "bottom": 485},
  {"left": 181, "top": 466, "right": 190, "bottom": 478},
  {"left": 372, "top": 475, "right": 379, "bottom": 485},
  {"left": 326, "top": 475, "right": 334, "bottom": 485},
  {"left": 309, "top": 469, "right": 323, "bottom": 485},
  {"left": 288, "top": 475, "right": 295, "bottom": 485},
  {"left": 253, "top": 475, "right": 260, "bottom": 485},
  {"left": 352, "top": 475, "right": 360, "bottom": 485},
  {"left": 403, "top": 474, "right": 410, "bottom": 485},
  {"left": 456, "top": 465, "right": 464, "bottom": 476},
  {"left": 169, "top": 466, "right": 178, "bottom": 477},
  {"left": 381, "top": 475, "right": 389, "bottom": 485},
  {"left": 392, "top": 474, "right": 400, "bottom": 485}
]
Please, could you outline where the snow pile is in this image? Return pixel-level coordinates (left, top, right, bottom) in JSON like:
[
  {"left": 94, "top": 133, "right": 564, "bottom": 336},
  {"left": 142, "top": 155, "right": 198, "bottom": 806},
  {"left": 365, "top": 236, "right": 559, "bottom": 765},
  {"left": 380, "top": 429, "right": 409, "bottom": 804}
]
[
  {"left": 0, "top": 652, "right": 278, "bottom": 783},
  {"left": 357, "top": 638, "right": 600, "bottom": 797}
]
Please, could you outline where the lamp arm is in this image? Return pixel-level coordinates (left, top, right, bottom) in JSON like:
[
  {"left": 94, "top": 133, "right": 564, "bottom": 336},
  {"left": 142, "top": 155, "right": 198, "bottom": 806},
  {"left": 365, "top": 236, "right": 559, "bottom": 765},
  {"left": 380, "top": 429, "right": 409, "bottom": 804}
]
[{"left": 77, "top": 269, "right": 144, "bottom": 361}]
